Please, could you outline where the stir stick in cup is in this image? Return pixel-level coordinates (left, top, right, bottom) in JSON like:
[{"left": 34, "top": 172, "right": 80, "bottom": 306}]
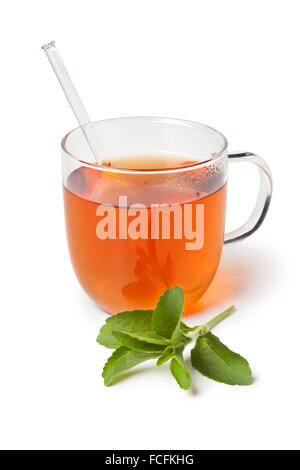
[{"left": 41, "top": 41, "right": 107, "bottom": 165}]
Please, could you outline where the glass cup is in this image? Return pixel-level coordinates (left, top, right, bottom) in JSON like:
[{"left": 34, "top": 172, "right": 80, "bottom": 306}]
[{"left": 62, "top": 117, "right": 272, "bottom": 314}]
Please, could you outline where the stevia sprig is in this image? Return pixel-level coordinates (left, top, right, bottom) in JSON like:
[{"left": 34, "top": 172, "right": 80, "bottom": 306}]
[{"left": 97, "top": 287, "right": 252, "bottom": 389}]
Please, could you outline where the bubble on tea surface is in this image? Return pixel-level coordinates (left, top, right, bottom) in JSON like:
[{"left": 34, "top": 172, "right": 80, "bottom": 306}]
[{"left": 178, "top": 159, "right": 226, "bottom": 196}]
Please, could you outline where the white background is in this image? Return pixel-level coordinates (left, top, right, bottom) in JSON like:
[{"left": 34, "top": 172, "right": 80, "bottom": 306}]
[{"left": 0, "top": 0, "right": 299, "bottom": 450}]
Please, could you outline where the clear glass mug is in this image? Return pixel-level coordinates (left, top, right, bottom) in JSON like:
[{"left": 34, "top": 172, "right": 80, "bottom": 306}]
[{"left": 62, "top": 117, "right": 272, "bottom": 315}]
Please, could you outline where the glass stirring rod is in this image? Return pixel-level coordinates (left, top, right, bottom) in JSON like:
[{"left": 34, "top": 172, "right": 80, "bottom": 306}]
[{"left": 41, "top": 41, "right": 106, "bottom": 164}]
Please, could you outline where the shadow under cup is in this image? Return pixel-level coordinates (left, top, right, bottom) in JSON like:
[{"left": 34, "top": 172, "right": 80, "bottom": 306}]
[{"left": 62, "top": 117, "right": 229, "bottom": 315}]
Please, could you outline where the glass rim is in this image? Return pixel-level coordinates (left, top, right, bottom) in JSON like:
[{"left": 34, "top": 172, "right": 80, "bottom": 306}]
[{"left": 61, "top": 116, "right": 228, "bottom": 175}]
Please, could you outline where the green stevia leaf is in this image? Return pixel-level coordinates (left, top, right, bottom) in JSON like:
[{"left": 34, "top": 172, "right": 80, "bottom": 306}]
[
  {"left": 170, "top": 353, "right": 192, "bottom": 390},
  {"left": 156, "top": 346, "right": 176, "bottom": 366},
  {"left": 180, "top": 321, "right": 197, "bottom": 334},
  {"left": 112, "top": 331, "right": 168, "bottom": 353},
  {"left": 102, "top": 346, "right": 159, "bottom": 386},
  {"left": 191, "top": 332, "right": 252, "bottom": 386},
  {"left": 121, "top": 331, "right": 171, "bottom": 345},
  {"left": 97, "top": 310, "right": 153, "bottom": 349},
  {"left": 152, "top": 287, "right": 184, "bottom": 342}
]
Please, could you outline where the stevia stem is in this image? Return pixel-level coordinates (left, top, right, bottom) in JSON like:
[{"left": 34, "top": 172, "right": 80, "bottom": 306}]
[{"left": 191, "top": 305, "right": 236, "bottom": 338}]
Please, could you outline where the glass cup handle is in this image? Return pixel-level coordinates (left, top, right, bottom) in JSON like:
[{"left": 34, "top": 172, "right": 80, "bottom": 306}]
[{"left": 224, "top": 151, "right": 273, "bottom": 245}]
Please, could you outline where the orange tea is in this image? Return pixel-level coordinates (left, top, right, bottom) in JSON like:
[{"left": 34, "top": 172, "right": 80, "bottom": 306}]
[{"left": 63, "top": 155, "right": 227, "bottom": 314}]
